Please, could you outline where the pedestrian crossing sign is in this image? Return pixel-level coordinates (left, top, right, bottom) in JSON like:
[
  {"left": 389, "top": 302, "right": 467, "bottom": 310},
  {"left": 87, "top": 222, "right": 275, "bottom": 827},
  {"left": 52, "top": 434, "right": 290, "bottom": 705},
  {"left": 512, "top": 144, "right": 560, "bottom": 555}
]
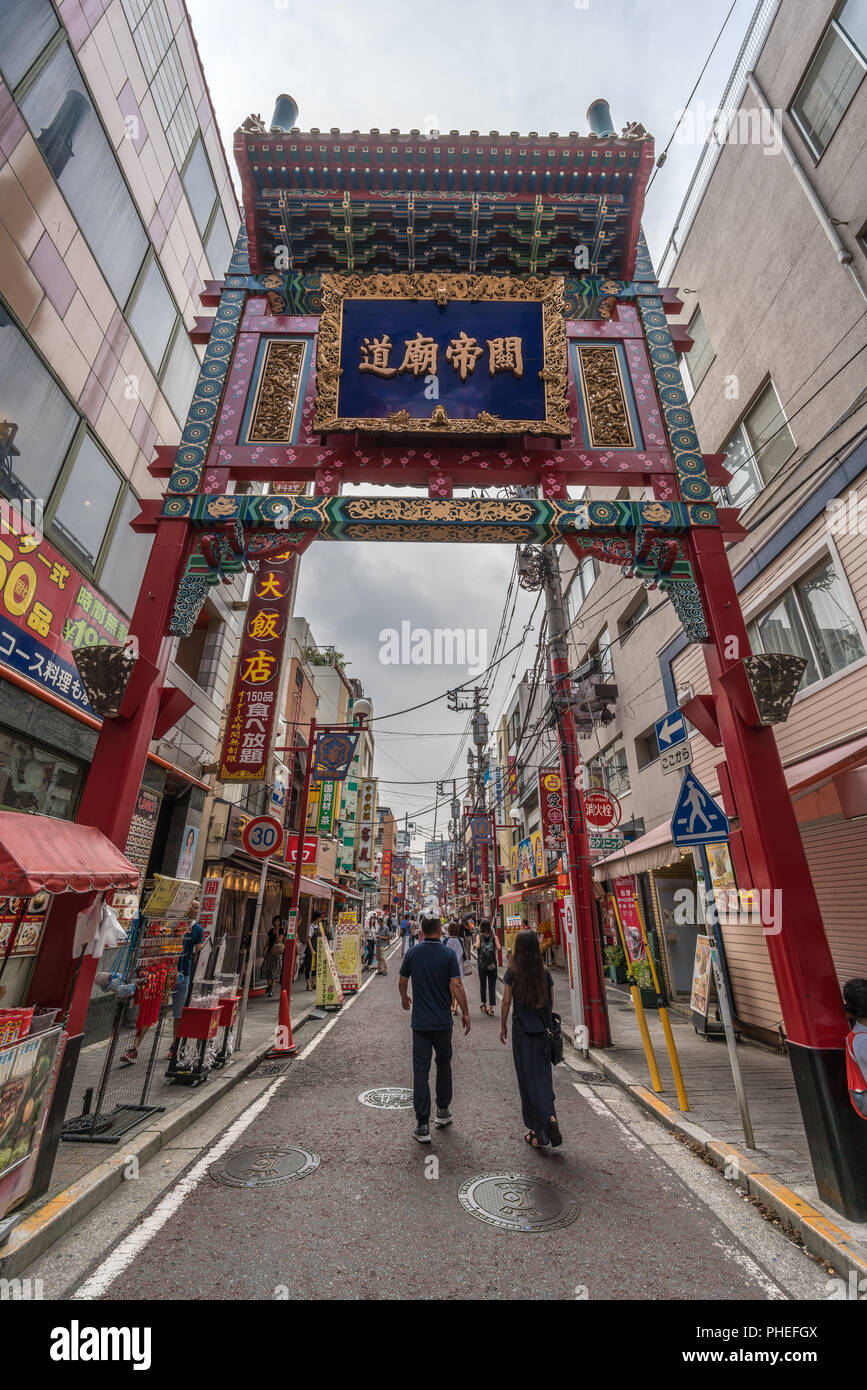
[{"left": 670, "top": 769, "right": 730, "bottom": 846}]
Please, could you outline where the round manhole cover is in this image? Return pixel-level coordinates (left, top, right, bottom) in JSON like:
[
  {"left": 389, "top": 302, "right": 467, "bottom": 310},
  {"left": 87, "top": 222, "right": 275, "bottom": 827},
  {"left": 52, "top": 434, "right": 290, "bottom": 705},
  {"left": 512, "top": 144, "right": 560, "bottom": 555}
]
[
  {"left": 358, "top": 1087, "right": 414, "bottom": 1110},
  {"left": 209, "top": 1146, "right": 319, "bottom": 1187},
  {"left": 458, "top": 1173, "right": 578, "bottom": 1232}
]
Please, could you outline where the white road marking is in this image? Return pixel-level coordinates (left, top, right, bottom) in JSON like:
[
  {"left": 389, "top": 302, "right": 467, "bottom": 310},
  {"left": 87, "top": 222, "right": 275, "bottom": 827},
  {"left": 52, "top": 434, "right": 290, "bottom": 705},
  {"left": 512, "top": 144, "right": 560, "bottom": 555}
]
[{"left": 73, "top": 939, "right": 403, "bottom": 1299}]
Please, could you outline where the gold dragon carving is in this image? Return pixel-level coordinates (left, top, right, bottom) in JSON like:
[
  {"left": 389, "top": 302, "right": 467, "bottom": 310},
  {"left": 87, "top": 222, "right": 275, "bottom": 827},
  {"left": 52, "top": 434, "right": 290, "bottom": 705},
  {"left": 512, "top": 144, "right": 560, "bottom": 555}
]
[
  {"left": 247, "top": 340, "right": 306, "bottom": 442},
  {"left": 576, "top": 344, "right": 634, "bottom": 448}
]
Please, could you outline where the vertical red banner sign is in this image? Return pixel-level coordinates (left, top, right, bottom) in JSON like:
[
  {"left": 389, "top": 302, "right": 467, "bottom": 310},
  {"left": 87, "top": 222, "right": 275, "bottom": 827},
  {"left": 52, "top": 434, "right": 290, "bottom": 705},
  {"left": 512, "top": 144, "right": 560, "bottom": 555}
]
[
  {"left": 537, "top": 770, "right": 567, "bottom": 860},
  {"left": 219, "top": 549, "right": 295, "bottom": 781}
]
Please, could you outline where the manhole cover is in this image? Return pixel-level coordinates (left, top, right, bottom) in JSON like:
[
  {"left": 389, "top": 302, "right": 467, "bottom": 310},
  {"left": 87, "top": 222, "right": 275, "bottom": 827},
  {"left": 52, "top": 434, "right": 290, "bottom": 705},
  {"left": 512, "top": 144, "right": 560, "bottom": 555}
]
[
  {"left": 358, "top": 1086, "right": 414, "bottom": 1109},
  {"left": 572, "top": 1070, "right": 615, "bottom": 1086},
  {"left": 458, "top": 1173, "right": 578, "bottom": 1232},
  {"left": 209, "top": 1146, "right": 319, "bottom": 1187},
  {"left": 258, "top": 1061, "right": 293, "bottom": 1076}
]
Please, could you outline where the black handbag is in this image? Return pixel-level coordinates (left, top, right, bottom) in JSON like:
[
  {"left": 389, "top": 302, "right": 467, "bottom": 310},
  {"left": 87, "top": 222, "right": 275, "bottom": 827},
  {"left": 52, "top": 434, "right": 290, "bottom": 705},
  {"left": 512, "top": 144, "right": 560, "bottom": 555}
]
[{"left": 545, "top": 1011, "right": 564, "bottom": 1065}]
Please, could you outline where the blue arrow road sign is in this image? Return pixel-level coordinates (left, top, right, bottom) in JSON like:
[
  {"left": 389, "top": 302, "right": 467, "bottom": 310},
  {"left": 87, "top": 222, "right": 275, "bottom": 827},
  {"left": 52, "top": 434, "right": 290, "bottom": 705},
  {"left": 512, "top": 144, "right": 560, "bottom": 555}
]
[
  {"left": 670, "top": 769, "right": 730, "bottom": 846},
  {"left": 655, "top": 709, "right": 687, "bottom": 750}
]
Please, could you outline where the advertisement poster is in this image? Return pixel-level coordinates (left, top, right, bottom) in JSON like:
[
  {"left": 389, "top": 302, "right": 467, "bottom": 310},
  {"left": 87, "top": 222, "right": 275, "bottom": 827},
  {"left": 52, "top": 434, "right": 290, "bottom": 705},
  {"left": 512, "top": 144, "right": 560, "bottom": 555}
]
[
  {"left": 505, "top": 914, "right": 523, "bottom": 955},
  {"left": 315, "top": 929, "right": 344, "bottom": 1010},
  {"left": 333, "top": 910, "right": 362, "bottom": 994},
  {"left": 140, "top": 875, "right": 198, "bottom": 924},
  {"left": 111, "top": 786, "right": 163, "bottom": 926},
  {"left": 515, "top": 831, "right": 544, "bottom": 883},
  {"left": 219, "top": 548, "right": 295, "bottom": 781},
  {"left": 0, "top": 522, "right": 129, "bottom": 718},
  {"left": 175, "top": 825, "right": 199, "bottom": 880},
  {"left": 355, "top": 778, "right": 377, "bottom": 875},
  {"left": 0, "top": 1028, "right": 62, "bottom": 1179},
  {"left": 690, "top": 935, "right": 714, "bottom": 1018},
  {"left": 612, "top": 875, "right": 646, "bottom": 963}
]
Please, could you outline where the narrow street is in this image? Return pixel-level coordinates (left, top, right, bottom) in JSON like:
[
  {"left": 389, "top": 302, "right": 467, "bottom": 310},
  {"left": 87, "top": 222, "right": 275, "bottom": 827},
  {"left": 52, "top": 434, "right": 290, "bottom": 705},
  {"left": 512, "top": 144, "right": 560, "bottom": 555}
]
[{"left": 28, "top": 945, "right": 827, "bottom": 1303}]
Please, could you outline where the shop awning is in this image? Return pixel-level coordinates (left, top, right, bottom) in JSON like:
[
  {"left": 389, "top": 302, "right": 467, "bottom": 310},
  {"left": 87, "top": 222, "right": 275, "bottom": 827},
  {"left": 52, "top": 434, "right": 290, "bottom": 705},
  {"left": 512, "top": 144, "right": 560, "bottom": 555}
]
[
  {"left": 500, "top": 874, "right": 559, "bottom": 903},
  {"left": 0, "top": 812, "right": 139, "bottom": 896},
  {"left": 228, "top": 851, "right": 333, "bottom": 899},
  {"left": 784, "top": 732, "right": 867, "bottom": 793},
  {"left": 321, "top": 878, "right": 363, "bottom": 901}
]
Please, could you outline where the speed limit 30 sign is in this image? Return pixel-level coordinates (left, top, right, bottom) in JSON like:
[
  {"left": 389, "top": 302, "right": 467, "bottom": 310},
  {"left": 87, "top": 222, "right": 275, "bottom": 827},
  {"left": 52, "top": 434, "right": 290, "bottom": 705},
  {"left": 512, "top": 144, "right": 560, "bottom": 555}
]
[{"left": 241, "top": 815, "right": 285, "bottom": 859}]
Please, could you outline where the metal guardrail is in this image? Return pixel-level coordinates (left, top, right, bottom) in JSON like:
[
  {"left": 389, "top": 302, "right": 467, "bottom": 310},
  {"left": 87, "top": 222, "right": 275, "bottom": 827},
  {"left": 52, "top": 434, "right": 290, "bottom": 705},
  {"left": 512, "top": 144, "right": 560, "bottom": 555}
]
[{"left": 656, "top": 0, "right": 781, "bottom": 284}]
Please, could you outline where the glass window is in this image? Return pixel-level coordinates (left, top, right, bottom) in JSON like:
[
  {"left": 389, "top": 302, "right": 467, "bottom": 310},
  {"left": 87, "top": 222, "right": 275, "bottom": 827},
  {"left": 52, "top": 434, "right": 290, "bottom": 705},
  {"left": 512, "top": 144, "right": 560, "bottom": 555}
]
[
  {"left": 752, "top": 595, "right": 819, "bottom": 686},
  {"left": 121, "top": 0, "right": 172, "bottom": 81},
  {"left": 719, "top": 425, "right": 761, "bottom": 508},
  {"left": 19, "top": 45, "right": 148, "bottom": 305},
  {"left": 98, "top": 490, "right": 152, "bottom": 617},
  {"left": 796, "top": 558, "right": 865, "bottom": 677},
  {"left": 588, "top": 736, "right": 630, "bottom": 798},
  {"left": 166, "top": 87, "right": 196, "bottom": 167},
  {"left": 50, "top": 435, "right": 121, "bottom": 570},
  {"left": 682, "top": 307, "right": 714, "bottom": 395},
  {"left": 205, "top": 209, "right": 235, "bottom": 278},
  {"left": 0, "top": 727, "right": 82, "bottom": 819},
  {"left": 161, "top": 326, "right": 199, "bottom": 424},
  {"left": 0, "top": 0, "right": 58, "bottom": 88},
  {"left": 747, "top": 381, "right": 796, "bottom": 482},
  {"left": 127, "top": 257, "right": 176, "bottom": 373},
  {"left": 791, "top": 3, "right": 867, "bottom": 157},
  {"left": 0, "top": 305, "right": 78, "bottom": 505},
  {"left": 620, "top": 593, "right": 650, "bottom": 640},
  {"left": 182, "top": 137, "right": 218, "bottom": 235},
  {"left": 599, "top": 625, "right": 614, "bottom": 677}
]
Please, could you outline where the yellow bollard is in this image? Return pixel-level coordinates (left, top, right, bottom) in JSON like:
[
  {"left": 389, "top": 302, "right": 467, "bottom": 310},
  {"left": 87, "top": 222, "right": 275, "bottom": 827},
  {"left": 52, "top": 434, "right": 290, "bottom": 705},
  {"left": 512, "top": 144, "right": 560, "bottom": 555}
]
[{"left": 634, "top": 893, "right": 689, "bottom": 1112}]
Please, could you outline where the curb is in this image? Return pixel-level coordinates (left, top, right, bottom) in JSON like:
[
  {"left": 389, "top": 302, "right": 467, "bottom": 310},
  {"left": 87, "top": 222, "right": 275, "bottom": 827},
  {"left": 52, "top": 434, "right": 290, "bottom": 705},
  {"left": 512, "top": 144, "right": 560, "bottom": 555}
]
[
  {"left": 561, "top": 1035, "right": 867, "bottom": 1285},
  {"left": 0, "top": 1002, "right": 316, "bottom": 1279}
]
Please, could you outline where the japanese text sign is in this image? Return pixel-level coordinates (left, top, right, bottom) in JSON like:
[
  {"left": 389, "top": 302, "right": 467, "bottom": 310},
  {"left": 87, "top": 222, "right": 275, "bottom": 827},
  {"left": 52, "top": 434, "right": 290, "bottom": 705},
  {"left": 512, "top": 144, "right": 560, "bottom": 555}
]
[
  {"left": 538, "top": 770, "right": 567, "bottom": 859},
  {"left": 220, "top": 549, "right": 295, "bottom": 781}
]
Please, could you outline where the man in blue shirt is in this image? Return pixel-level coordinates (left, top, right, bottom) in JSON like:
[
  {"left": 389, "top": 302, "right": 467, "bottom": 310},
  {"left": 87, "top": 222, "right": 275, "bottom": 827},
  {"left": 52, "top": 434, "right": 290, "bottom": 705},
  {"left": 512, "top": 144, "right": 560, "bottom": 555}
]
[
  {"left": 399, "top": 913, "right": 412, "bottom": 957},
  {"left": 399, "top": 914, "right": 470, "bottom": 1142}
]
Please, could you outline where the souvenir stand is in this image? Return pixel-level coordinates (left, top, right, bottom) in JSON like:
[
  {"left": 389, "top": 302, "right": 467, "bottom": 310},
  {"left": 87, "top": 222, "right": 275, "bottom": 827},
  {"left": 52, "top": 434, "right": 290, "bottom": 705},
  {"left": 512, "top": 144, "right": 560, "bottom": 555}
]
[
  {"left": 62, "top": 873, "right": 198, "bottom": 1141},
  {"left": 0, "top": 812, "right": 138, "bottom": 1243}
]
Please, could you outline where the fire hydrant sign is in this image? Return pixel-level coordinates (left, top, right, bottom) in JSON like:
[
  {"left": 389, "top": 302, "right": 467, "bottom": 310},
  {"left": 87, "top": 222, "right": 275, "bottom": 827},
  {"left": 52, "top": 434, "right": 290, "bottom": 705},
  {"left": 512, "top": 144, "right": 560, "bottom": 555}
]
[
  {"left": 219, "top": 548, "right": 295, "bottom": 781},
  {"left": 241, "top": 816, "right": 284, "bottom": 859},
  {"left": 582, "top": 789, "right": 621, "bottom": 830}
]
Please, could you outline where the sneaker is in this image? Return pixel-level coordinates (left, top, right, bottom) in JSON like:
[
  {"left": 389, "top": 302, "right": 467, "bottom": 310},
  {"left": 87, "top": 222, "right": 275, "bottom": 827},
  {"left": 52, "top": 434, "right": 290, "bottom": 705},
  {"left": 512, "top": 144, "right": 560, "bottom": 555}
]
[
  {"left": 413, "top": 1122, "right": 431, "bottom": 1143},
  {"left": 434, "top": 1108, "right": 452, "bottom": 1127}
]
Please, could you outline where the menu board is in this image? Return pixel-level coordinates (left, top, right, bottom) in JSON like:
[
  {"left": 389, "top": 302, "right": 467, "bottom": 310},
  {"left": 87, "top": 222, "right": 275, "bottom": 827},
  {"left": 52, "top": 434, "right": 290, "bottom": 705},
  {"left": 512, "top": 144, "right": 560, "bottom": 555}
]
[
  {"left": 0, "top": 891, "right": 51, "bottom": 957},
  {"left": 0, "top": 1027, "right": 63, "bottom": 1179},
  {"left": 111, "top": 787, "right": 163, "bottom": 926}
]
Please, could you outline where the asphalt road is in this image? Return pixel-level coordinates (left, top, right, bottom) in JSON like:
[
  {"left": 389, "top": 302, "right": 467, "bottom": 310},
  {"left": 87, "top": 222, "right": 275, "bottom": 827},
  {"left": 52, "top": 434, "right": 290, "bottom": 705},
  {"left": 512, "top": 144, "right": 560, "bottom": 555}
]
[{"left": 50, "top": 944, "right": 831, "bottom": 1302}]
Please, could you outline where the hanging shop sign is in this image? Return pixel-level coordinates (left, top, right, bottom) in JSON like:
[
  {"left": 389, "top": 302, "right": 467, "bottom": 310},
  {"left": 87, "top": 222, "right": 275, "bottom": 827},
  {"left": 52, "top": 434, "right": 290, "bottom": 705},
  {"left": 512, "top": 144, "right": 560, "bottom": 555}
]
[
  {"left": 313, "top": 731, "right": 360, "bottom": 782},
  {"left": 538, "top": 771, "right": 567, "bottom": 859},
  {"left": 612, "top": 876, "right": 646, "bottom": 963},
  {"left": 381, "top": 849, "right": 392, "bottom": 885},
  {"left": 284, "top": 834, "right": 319, "bottom": 870},
  {"left": 582, "top": 789, "right": 621, "bottom": 830},
  {"left": 306, "top": 780, "right": 322, "bottom": 832},
  {"left": 589, "top": 830, "right": 624, "bottom": 858},
  {"left": 515, "top": 831, "right": 544, "bottom": 883},
  {"left": 355, "top": 777, "right": 377, "bottom": 876},
  {"left": 0, "top": 523, "right": 129, "bottom": 717},
  {"left": 313, "top": 273, "right": 569, "bottom": 438},
  {"left": 317, "top": 779, "right": 338, "bottom": 836},
  {"left": 219, "top": 548, "right": 295, "bottom": 781},
  {"left": 198, "top": 876, "right": 223, "bottom": 938},
  {"left": 468, "top": 813, "right": 492, "bottom": 846}
]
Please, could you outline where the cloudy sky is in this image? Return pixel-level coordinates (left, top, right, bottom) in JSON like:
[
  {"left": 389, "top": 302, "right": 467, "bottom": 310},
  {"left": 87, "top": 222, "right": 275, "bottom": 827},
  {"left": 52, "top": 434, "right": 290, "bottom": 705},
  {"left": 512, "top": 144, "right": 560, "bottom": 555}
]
[{"left": 187, "top": 0, "right": 757, "bottom": 842}]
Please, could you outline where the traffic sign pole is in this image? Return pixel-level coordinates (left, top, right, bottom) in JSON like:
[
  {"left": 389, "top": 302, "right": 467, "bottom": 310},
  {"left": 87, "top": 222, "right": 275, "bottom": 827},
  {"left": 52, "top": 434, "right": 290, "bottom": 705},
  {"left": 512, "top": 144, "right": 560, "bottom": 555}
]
[
  {"left": 234, "top": 853, "right": 271, "bottom": 1051},
  {"left": 281, "top": 716, "right": 317, "bottom": 1000}
]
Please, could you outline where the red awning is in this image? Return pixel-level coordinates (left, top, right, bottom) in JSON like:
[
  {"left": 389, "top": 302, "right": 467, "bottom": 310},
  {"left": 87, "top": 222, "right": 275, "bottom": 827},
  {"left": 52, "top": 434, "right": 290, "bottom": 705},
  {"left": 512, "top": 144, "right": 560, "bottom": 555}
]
[{"left": 0, "top": 812, "right": 139, "bottom": 897}]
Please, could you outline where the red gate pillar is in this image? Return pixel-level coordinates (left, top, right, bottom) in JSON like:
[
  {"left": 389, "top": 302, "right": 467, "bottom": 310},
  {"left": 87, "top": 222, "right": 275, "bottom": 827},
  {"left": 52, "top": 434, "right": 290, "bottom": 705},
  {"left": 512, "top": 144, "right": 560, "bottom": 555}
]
[
  {"left": 28, "top": 519, "right": 189, "bottom": 1032},
  {"left": 686, "top": 523, "right": 867, "bottom": 1217}
]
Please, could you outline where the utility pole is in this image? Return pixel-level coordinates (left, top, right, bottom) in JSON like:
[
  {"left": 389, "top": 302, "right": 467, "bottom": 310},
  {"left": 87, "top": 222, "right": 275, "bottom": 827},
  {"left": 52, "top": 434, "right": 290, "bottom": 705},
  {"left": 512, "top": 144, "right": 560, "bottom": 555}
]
[{"left": 517, "top": 541, "right": 611, "bottom": 1048}]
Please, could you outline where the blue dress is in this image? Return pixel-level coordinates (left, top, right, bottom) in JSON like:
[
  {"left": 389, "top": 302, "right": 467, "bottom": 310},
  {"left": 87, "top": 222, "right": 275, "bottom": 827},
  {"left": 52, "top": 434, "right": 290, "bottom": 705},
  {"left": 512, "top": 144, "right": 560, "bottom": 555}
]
[{"left": 504, "top": 968, "right": 556, "bottom": 1144}]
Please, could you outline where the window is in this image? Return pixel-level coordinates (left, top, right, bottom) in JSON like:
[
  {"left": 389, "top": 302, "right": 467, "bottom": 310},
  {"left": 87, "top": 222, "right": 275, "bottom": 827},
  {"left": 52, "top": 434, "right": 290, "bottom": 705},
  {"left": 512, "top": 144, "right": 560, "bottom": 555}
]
[
  {"left": 635, "top": 727, "right": 660, "bottom": 770},
  {"left": 791, "top": 1, "right": 867, "bottom": 158},
  {"left": 161, "top": 325, "right": 200, "bottom": 425},
  {"left": 182, "top": 136, "right": 218, "bottom": 235},
  {"left": 122, "top": 0, "right": 198, "bottom": 166},
  {"left": 747, "top": 555, "right": 865, "bottom": 690},
  {"left": 127, "top": 257, "right": 176, "bottom": 374},
  {"left": 565, "top": 555, "right": 598, "bottom": 624},
  {"left": 681, "top": 306, "right": 714, "bottom": 396},
  {"left": 98, "top": 491, "right": 152, "bottom": 617},
  {"left": 715, "top": 381, "right": 796, "bottom": 508},
  {"left": 0, "top": 728, "right": 83, "bottom": 819},
  {"left": 20, "top": 45, "right": 148, "bottom": 306},
  {"left": 619, "top": 593, "right": 650, "bottom": 641},
  {"left": 205, "top": 210, "right": 235, "bottom": 278},
  {"left": 587, "top": 735, "right": 630, "bottom": 799},
  {"left": 0, "top": 305, "right": 78, "bottom": 505},
  {"left": 50, "top": 435, "right": 121, "bottom": 571},
  {"left": 0, "top": 0, "right": 58, "bottom": 88}
]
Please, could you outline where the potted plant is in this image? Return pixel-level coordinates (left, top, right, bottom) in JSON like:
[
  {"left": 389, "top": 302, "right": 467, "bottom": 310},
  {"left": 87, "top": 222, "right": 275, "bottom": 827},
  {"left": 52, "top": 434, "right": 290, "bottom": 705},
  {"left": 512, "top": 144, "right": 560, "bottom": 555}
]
[
  {"left": 604, "top": 943, "right": 626, "bottom": 983},
  {"left": 628, "top": 952, "right": 658, "bottom": 1009}
]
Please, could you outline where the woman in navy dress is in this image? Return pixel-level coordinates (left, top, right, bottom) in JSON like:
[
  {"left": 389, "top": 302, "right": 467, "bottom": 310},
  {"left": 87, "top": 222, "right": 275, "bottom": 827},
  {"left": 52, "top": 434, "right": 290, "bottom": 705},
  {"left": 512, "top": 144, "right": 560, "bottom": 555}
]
[{"left": 500, "top": 930, "right": 562, "bottom": 1149}]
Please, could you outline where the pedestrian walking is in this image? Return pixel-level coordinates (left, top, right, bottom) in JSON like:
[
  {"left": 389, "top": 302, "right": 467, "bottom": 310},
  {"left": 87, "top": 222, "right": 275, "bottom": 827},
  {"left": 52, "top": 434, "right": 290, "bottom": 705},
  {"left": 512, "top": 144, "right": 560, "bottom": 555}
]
[
  {"left": 499, "top": 929, "right": 562, "bottom": 1150},
  {"left": 362, "top": 914, "right": 376, "bottom": 970},
  {"left": 444, "top": 920, "right": 465, "bottom": 1015},
  {"left": 475, "top": 919, "right": 498, "bottom": 1016},
  {"left": 376, "top": 913, "right": 391, "bottom": 975},
  {"left": 263, "top": 916, "right": 285, "bottom": 997},
  {"left": 400, "top": 912, "right": 412, "bottom": 956},
  {"left": 398, "top": 914, "right": 470, "bottom": 1142}
]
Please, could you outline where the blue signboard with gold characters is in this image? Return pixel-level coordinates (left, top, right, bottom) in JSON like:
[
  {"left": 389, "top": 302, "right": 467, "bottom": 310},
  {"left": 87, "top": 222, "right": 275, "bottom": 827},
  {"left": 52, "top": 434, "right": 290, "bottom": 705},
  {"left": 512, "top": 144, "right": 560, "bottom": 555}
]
[{"left": 313, "top": 272, "right": 569, "bottom": 437}]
